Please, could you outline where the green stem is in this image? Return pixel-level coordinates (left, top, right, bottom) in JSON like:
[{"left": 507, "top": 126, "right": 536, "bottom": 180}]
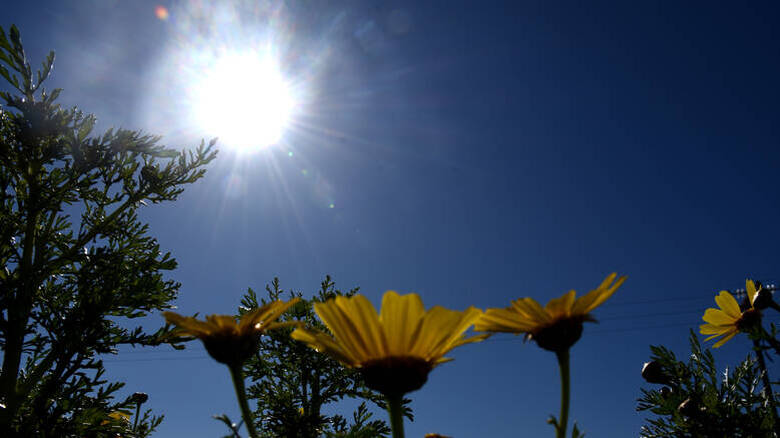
[
  {"left": 0, "top": 177, "right": 40, "bottom": 425},
  {"left": 132, "top": 402, "right": 141, "bottom": 433},
  {"left": 386, "top": 394, "right": 405, "bottom": 438},
  {"left": 555, "top": 349, "right": 571, "bottom": 438},
  {"left": 229, "top": 364, "right": 259, "bottom": 438},
  {"left": 753, "top": 339, "right": 779, "bottom": 437},
  {"left": 762, "top": 327, "right": 780, "bottom": 356}
]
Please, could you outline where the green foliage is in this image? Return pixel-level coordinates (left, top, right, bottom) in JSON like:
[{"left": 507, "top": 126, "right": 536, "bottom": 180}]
[
  {"left": 326, "top": 402, "right": 390, "bottom": 438},
  {"left": 0, "top": 24, "right": 216, "bottom": 436},
  {"left": 237, "top": 276, "right": 407, "bottom": 438},
  {"left": 548, "top": 417, "right": 585, "bottom": 438},
  {"left": 213, "top": 413, "right": 243, "bottom": 438},
  {"left": 637, "top": 330, "right": 777, "bottom": 437}
]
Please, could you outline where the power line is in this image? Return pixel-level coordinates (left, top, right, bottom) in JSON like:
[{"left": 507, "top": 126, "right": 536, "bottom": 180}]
[{"left": 606, "top": 295, "right": 712, "bottom": 307}]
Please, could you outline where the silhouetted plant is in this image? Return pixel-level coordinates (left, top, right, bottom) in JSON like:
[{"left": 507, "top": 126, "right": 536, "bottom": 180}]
[
  {"left": 238, "top": 276, "right": 404, "bottom": 438},
  {"left": 638, "top": 330, "right": 777, "bottom": 437},
  {"left": 0, "top": 24, "right": 216, "bottom": 437}
]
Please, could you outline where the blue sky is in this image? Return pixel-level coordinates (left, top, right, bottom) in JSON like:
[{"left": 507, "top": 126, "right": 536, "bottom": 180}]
[{"left": 5, "top": 1, "right": 780, "bottom": 436}]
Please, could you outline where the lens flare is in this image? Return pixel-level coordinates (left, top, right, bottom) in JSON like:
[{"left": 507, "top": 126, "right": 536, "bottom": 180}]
[{"left": 155, "top": 6, "right": 169, "bottom": 21}]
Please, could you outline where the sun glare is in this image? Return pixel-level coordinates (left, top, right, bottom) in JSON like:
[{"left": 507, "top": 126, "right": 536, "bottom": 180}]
[{"left": 193, "top": 52, "right": 294, "bottom": 151}]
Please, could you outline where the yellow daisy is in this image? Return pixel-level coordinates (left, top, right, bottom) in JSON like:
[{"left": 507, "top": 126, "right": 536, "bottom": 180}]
[
  {"left": 108, "top": 411, "right": 130, "bottom": 421},
  {"left": 291, "top": 291, "right": 487, "bottom": 397},
  {"left": 102, "top": 410, "right": 131, "bottom": 430},
  {"left": 475, "top": 273, "right": 626, "bottom": 352},
  {"left": 164, "top": 298, "right": 299, "bottom": 366},
  {"left": 700, "top": 280, "right": 762, "bottom": 348}
]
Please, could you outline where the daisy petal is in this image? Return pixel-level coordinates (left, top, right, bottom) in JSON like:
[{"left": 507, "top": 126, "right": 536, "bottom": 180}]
[
  {"left": 713, "top": 330, "right": 738, "bottom": 348},
  {"left": 475, "top": 308, "right": 537, "bottom": 333},
  {"left": 291, "top": 328, "right": 356, "bottom": 365},
  {"left": 295, "top": 290, "right": 487, "bottom": 390},
  {"left": 578, "top": 274, "right": 626, "bottom": 314},
  {"left": 544, "top": 290, "right": 576, "bottom": 319},
  {"left": 746, "top": 280, "right": 757, "bottom": 307},
  {"left": 513, "top": 298, "right": 550, "bottom": 325},
  {"left": 702, "top": 308, "right": 737, "bottom": 325},
  {"left": 315, "top": 299, "right": 370, "bottom": 362},
  {"left": 380, "top": 291, "right": 425, "bottom": 355},
  {"left": 714, "top": 291, "right": 741, "bottom": 319},
  {"left": 341, "top": 294, "right": 386, "bottom": 358}
]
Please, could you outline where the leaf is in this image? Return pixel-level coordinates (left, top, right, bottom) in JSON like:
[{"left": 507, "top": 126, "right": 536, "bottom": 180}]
[
  {"left": 213, "top": 414, "right": 242, "bottom": 438},
  {"left": 37, "top": 50, "right": 55, "bottom": 87},
  {"left": 572, "top": 422, "right": 585, "bottom": 438},
  {"left": 45, "top": 88, "right": 62, "bottom": 103},
  {"left": 77, "top": 114, "right": 96, "bottom": 142},
  {"left": 0, "top": 63, "right": 20, "bottom": 90},
  {"left": 0, "top": 26, "right": 11, "bottom": 52}
]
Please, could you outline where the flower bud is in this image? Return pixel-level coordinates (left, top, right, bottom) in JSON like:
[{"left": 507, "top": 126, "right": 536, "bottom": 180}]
[
  {"left": 752, "top": 287, "right": 774, "bottom": 311},
  {"left": 678, "top": 398, "right": 699, "bottom": 418},
  {"left": 131, "top": 392, "right": 148, "bottom": 405},
  {"left": 641, "top": 361, "right": 669, "bottom": 385}
]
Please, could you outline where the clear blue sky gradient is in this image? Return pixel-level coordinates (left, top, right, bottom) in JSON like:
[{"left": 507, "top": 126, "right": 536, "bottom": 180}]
[{"left": 5, "top": 1, "right": 780, "bottom": 436}]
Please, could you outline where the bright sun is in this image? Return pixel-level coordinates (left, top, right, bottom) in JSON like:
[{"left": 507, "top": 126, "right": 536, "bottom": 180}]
[{"left": 193, "top": 51, "right": 294, "bottom": 151}]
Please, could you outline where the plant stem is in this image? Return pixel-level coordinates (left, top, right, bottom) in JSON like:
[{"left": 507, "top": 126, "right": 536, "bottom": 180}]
[
  {"left": 133, "top": 403, "right": 141, "bottom": 433},
  {"left": 753, "top": 339, "right": 779, "bottom": 437},
  {"left": 763, "top": 329, "right": 780, "bottom": 356},
  {"left": 556, "top": 349, "right": 571, "bottom": 438},
  {"left": 229, "top": 364, "right": 260, "bottom": 438},
  {"left": 386, "top": 394, "right": 405, "bottom": 438}
]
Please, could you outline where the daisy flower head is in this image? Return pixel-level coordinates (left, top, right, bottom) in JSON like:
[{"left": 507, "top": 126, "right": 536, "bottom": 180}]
[
  {"left": 291, "top": 291, "right": 487, "bottom": 397},
  {"left": 475, "top": 273, "right": 626, "bottom": 352},
  {"left": 164, "top": 298, "right": 299, "bottom": 366},
  {"left": 700, "top": 279, "right": 762, "bottom": 348}
]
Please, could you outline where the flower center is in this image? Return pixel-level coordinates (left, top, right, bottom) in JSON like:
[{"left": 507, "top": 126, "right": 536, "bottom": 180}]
[
  {"left": 359, "top": 356, "right": 433, "bottom": 397},
  {"left": 202, "top": 332, "right": 260, "bottom": 366},
  {"left": 736, "top": 308, "right": 761, "bottom": 332},
  {"left": 532, "top": 317, "right": 585, "bottom": 352}
]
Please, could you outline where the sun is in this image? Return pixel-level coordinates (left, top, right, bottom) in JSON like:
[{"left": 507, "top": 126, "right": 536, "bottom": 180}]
[{"left": 192, "top": 51, "right": 295, "bottom": 151}]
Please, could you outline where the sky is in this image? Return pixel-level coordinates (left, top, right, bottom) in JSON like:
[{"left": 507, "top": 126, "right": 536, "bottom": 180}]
[{"left": 4, "top": 1, "right": 780, "bottom": 436}]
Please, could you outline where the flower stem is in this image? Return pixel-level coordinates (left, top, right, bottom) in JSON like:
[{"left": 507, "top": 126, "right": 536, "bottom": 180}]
[
  {"left": 753, "top": 339, "right": 779, "bottom": 436},
  {"left": 386, "top": 394, "right": 405, "bottom": 438},
  {"left": 229, "top": 364, "right": 260, "bottom": 438},
  {"left": 555, "top": 349, "right": 571, "bottom": 438},
  {"left": 132, "top": 402, "right": 141, "bottom": 432},
  {"left": 764, "top": 330, "right": 780, "bottom": 356}
]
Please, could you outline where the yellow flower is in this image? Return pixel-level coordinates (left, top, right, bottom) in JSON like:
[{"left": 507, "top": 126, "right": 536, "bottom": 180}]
[
  {"left": 164, "top": 298, "right": 299, "bottom": 366},
  {"left": 291, "top": 291, "right": 487, "bottom": 396},
  {"left": 700, "top": 280, "right": 762, "bottom": 348},
  {"left": 102, "top": 410, "right": 131, "bottom": 427},
  {"left": 475, "top": 273, "right": 626, "bottom": 352}
]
